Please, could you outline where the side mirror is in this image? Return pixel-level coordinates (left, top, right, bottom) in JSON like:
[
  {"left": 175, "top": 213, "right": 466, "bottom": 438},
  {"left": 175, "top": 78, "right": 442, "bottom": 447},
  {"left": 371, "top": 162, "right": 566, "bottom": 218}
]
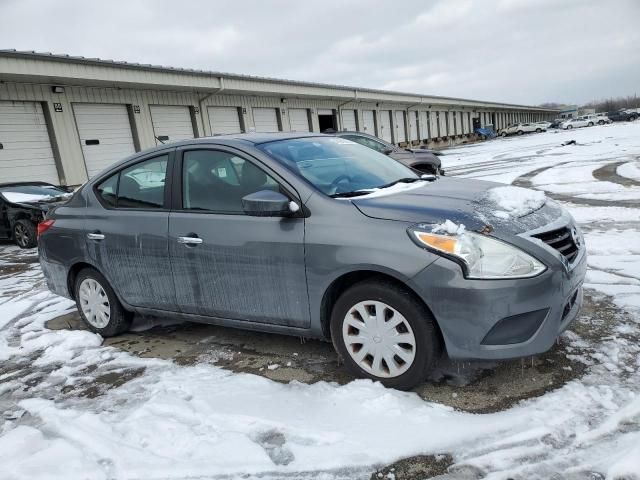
[
  {"left": 382, "top": 148, "right": 394, "bottom": 155},
  {"left": 242, "top": 190, "right": 298, "bottom": 217}
]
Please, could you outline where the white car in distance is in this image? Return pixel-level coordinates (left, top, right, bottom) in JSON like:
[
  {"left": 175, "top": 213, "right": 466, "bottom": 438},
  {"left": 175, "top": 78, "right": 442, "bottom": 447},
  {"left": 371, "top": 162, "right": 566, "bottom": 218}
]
[
  {"left": 500, "top": 122, "right": 544, "bottom": 136},
  {"left": 561, "top": 117, "right": 590, "bottom": 129}
]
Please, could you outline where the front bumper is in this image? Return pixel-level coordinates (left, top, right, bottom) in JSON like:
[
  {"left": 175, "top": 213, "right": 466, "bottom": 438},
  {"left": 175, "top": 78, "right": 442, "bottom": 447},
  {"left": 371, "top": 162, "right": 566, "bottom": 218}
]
[{"left": 408, "top": 232, "right": 587, "bottom": 360}]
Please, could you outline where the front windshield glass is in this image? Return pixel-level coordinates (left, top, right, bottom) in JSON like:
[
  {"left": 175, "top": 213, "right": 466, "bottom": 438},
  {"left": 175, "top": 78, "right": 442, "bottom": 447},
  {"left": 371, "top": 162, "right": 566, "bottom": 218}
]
[
  {"left": 0, "top": 184, "right": 70, "bottom": 203},
  {"left": 257, "top": 137, "right": 418, "bottom": 196}
]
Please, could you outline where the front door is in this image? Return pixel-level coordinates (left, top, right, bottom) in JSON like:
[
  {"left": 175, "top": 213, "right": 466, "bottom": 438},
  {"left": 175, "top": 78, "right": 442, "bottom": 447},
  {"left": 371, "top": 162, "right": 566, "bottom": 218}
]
[{"left": 169, "top": 147, "right": 309, "bottom": 328}]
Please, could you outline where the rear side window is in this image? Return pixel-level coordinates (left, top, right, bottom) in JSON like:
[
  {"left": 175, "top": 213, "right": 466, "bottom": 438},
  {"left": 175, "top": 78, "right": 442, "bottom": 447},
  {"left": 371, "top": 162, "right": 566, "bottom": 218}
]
[{"left": 95, "top": 155, "right": 168, "bottom": 209}]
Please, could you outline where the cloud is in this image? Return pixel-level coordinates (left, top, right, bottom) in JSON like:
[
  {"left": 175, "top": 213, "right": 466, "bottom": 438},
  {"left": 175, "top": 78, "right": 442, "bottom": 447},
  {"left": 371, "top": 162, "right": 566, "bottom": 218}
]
[{"left": 0, "top": 0, "right": 638, "bottom": 105}]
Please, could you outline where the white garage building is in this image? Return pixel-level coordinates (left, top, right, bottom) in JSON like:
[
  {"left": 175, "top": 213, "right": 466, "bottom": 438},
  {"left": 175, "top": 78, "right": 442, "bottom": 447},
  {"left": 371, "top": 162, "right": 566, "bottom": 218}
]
[{"left": 0, "top": 50, "right": 557, "bottom": 186}]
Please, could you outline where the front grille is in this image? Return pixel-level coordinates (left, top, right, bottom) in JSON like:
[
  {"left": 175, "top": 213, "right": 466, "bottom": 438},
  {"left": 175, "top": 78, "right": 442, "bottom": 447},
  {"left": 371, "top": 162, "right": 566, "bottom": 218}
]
[{"left": 532, "top": 226, "right": 579, "bottom": 262}]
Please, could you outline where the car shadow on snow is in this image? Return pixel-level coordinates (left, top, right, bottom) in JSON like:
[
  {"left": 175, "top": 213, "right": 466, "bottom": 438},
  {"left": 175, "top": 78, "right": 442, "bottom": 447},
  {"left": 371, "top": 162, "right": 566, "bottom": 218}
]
[{"left": 45, "top": 290, "right": 623, "bottom": 414}]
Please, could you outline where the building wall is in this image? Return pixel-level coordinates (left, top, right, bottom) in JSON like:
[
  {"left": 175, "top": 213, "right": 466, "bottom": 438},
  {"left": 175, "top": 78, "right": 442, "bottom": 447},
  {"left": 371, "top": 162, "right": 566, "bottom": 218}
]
[{"left": 0, "top": 78, "right": 555, "bottom": 185}]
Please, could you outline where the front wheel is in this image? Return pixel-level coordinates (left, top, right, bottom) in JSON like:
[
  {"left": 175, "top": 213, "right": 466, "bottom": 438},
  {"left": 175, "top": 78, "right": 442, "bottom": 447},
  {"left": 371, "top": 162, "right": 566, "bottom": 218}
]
[
  {"left": 631, "top": 116, "right": 638, "bottom": 122},
  {"left": 501, "top": 132, "right": 507, "bottom": 137},
  {"left": 517, "top": 130, "right": 524, "bottom": 135},
  {"left": 330, "top": 280, "right": 441, "bottom": 390},
  {"left": 588, "top": 122, "right": 594, "bottom": 127},
  {"left": 75, "top": 268, "right": 132, "bottom": 337},
  {"left": 567, "top": 125, "right": 573, "bottom": 129},
  {"left": 598, "top": 120, "right": 604, "bottom": 125},
  {"left": 536, "top": 128, "right": 542, "bottom": 133},
  {"left": 13, "top": 219, "right": 37, "bottom": 248}
]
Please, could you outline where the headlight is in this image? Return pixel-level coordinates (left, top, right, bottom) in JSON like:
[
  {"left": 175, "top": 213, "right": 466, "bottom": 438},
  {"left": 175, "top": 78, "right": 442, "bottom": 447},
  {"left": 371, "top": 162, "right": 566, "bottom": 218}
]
[{"left": 408, "top": 226, "right": 546, "bottom": 279}]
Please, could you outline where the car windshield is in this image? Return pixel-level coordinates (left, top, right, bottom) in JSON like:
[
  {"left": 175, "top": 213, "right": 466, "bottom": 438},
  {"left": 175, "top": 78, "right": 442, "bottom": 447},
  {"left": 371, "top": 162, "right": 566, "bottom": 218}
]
[
  {"left": 257, "top": 137, "right": 419, "bottom": 196},
  {"left": 0, "top": 184, "right": 70, "bottom": 203}
]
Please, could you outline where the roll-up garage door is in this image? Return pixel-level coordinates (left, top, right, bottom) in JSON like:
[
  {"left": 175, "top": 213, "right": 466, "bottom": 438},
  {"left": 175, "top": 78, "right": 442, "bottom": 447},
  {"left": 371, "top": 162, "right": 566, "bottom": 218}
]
[
  {"left": 438, "top": 112, "right": 448, "bottom": 137},
  {"left": 430, "top": 112, "right": 439, "bottom": 138},
  {"left": 409, "top": 111, "right": 418, "bottom": 142},
  {"left": 447, "top": 112, "right": 455, "bottom": 136},
  {"left": 362, "top": 110, "right": 375, "bottom": 135},
  {"left": 253, "top": 107, "right": 280, "bottom": 132},
  {"left": 0, "top": 101, "right": 59, "bottom": 184},
  {"left": 341, "top": 109, "right": 357, "bottom": 131},
  {"left": 208, "top": 106, "right": 243, "bottom": 135},
  {"left": 394, "top": 111, "right": 406, "bottom": 143},
  {"left": 150, "top": 105, "right": 194, "bottom": 145},
  {"left": 73, "top": 103, "right": 136, "bottom": 179},
  {"left": 289, "top": 108, "right": 310, "bottom": 132},
  {"left": 419, "top": 111, "right": 429, "bottom": 139},
  {"left": 379, "top": 110, "right": 392, "bottom": 143}
]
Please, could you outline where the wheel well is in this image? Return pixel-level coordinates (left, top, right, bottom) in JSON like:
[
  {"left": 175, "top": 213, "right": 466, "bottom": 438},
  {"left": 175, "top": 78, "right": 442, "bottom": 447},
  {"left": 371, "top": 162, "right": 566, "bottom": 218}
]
[
  {"left": 67, "top": 262, "right": 96, "bottom": 300},
  {"left": 320, "top": 270, "right": 444, "bottom": 348}
]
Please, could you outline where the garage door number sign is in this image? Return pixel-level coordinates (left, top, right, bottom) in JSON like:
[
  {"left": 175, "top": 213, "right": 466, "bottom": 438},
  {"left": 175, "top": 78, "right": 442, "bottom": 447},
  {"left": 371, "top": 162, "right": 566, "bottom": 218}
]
[{"left": 53, "top": 103, "right": 63, "bottom": 113}]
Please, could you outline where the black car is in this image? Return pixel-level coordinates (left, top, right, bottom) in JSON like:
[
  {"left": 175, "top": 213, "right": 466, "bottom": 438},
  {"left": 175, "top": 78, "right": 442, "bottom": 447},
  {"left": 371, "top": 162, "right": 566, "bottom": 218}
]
[
  {"left": 607, "top": 110, "right": 638, "bottom": 122},
  {"left": 0, "top": 182, "right": 72, "bottom": 248},
  {"left": 332, "top": 131, "right": 443, "bottom": 175}
]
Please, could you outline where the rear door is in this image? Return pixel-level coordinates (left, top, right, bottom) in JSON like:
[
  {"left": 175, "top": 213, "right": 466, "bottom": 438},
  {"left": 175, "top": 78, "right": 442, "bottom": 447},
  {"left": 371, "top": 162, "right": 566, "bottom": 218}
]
[
  {"left": 169, "top": 146, "right": 309, "bottom": 327},
  {"left": 87, "top": 150, "right": 175, "bottom": 310}
]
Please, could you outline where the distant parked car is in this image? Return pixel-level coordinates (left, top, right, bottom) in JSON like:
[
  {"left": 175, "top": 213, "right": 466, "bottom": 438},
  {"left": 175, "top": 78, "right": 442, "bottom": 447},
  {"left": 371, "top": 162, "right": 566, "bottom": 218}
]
[
  {"left": 548, "top": 119, "right": 564, "bottom": 129},
  {"left": 561, "top": 117, "right": 590, "bottom": 129},
  {"left": 607, "top": 110, "right": 638, "bottom": 122},
  {"left": 0, "top": 182, "right": 72, "bottom": 248},
  {"left": 332, "top": 131, "right": 443, "bottom": 175},
  {"left": 500, "top": 122, "right": 543, "bottom": 136},
  {"left": 534, "top": 121, "right": 552, "bottom": 129},
  {"left": 583, "top": 114, "right": 609, "bottom": 125}
]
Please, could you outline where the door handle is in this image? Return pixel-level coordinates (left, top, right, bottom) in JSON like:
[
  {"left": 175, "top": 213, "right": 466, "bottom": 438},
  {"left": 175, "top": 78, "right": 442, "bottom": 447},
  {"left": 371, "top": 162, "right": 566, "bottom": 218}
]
[
  {"left": 87, "top": 232, "right": 105, "bottom": 241},
  {"left": 177, "top": 236, "right": 203, "bottom": 245}
]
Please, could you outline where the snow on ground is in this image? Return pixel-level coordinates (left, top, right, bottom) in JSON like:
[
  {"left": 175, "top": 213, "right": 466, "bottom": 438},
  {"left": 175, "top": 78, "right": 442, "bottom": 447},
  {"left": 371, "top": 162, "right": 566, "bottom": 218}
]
[
  {"left": 1, "top": 123, "right": 640, "bottom": 479},
  {"left": 618, "top": 161, "right": 640, "bottom": 182}
]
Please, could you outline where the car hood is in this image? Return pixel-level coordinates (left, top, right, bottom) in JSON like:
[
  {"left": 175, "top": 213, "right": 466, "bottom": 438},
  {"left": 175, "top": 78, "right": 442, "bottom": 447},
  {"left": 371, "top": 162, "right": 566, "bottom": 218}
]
[
  {"left": 351, "top": 177, "right": 565, "bottom": 235},
  {"left": 13, "top": 198, "right": 70, "bottom": 212},
  {"left": 393, "top": 149, "right": 441, "bottom": 166}
]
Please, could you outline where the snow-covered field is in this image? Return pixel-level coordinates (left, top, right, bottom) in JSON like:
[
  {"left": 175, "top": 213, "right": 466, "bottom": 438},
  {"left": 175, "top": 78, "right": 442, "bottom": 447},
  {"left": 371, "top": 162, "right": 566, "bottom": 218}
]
[{"left": 1, "top": 123, "right": 640, "bottom": 479}]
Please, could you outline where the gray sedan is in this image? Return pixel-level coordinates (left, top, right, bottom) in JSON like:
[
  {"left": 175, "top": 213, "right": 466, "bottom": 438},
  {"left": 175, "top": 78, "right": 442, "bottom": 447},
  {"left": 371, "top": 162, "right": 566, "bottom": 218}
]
[{"left": 39, "top": 133, "right": 586, "bottom": 390}]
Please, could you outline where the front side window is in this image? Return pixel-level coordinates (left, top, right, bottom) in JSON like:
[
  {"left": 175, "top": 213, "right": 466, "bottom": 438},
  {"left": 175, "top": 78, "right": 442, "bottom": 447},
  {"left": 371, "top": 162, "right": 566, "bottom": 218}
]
[
  {"left": 96, "top": 174, "right": 118, "bottom": 207},
  {"left": 182, "top": 150, "right": 279, "bottom": 213},
  {"left": 257, "top": 137, "right": 417, "bottom": 196}
]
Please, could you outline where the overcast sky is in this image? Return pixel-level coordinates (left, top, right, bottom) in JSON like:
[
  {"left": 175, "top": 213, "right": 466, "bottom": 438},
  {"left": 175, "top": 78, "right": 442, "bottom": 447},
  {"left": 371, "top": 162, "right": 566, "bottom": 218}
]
[{"left": 1, "top": 0, "right": 639, "bottom": 105}]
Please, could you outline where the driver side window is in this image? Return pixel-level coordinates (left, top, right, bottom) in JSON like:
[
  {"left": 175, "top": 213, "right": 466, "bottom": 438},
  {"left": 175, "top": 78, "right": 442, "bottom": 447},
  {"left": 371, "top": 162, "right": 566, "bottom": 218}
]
[{"left": 182, "top": 150, "right": 280, "bottom": 213}]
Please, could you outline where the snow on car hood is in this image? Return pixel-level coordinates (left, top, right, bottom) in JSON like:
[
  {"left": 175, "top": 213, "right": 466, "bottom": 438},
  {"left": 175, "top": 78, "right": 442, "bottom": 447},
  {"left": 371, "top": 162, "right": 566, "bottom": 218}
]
[
  {"left": 2, "top": 191, "right": 72, "bottom": 204},
  {"left": 351, "top": 177, "right": 565, "bottom": 235}
]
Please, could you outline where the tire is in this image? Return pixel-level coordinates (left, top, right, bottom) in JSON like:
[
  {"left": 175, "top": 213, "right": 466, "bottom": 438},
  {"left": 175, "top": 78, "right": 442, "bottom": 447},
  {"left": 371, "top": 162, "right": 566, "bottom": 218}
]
[
  {"left": 536, "top": 128, "right": 542, "bottom": 133},
  {"left": 74, "top": 268, "right": 132, "bottom": 337},
  {"left": 501, "top": 132, "right": 507, "bottom": 137},
  {"left": 631, "top": 116, "right": 638, "bottom": 122},
  {"left": 330, "top": 280, "right": 441, "bottom": 390},
  {"left": 13, "top": 219, "right": 37, "bottom": 249},
  {"left": 598, "top": 120, "right": 604, "bottom": 125},
  {"left": 567, "top": 125, "right": 573, "bottom": 129},
  {"left": 588, "top": 122, "right": 594, "bottom": 127},
  {"left": 517, "top": 130, "right": 524, "bottom": 135}
]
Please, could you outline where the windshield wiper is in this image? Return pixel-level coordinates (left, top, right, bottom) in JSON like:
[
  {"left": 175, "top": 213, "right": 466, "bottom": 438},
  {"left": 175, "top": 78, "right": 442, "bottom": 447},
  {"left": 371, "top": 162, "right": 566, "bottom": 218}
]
[
  {"left": 330, "top": 190, "right": 372, "bottom": 198},
  {"left": 375, "top": 177, "right": 421, "bottom": 190}
]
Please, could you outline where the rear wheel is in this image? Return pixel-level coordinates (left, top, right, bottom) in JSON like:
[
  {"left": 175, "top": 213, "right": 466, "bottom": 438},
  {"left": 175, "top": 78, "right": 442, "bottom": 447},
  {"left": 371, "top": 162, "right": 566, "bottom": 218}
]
[
  {"left": 517, "top": 130, "right": 524, "bottom": 135},
  {"left": 536, "top": 128, "right": 542, "bottom": 133},
  {"left": 501, "top": 132, "right": 507, "bottom": 137},
  {"left": 588, "top": 122, "right": 594, "bottom": 127},
  {"left": 567, "top": 125, "right": 573, "bottom": 129},
  {"left": 598, "top": 120, "right": 604, "bottom": 125},
  {"left": 13, "top": 219, "right": 37, "bottom": 249},
  {"left": 74, "top": 268, "right": 132, "bottom": 336},
  {"left": 631, "top": 116, "right": 638, "bottom": 122},
  {"left": 330, "top": 280, "right": 441, "bottom": 390}
]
